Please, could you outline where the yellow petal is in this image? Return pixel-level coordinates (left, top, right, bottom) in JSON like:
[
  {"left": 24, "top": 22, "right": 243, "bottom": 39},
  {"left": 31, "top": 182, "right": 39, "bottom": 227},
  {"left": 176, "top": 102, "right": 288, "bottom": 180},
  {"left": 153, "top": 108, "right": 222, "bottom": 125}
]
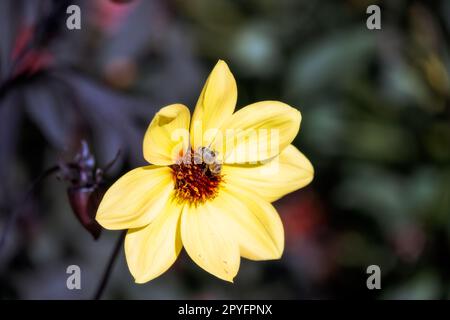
[
  {"left": 211, "top": 186, "right": 284, "bottom": 261},
  {"left": 222, "top": 144, "right": 314, "bottom": 202},
  {"left": 143, "top": 104, "right": 190, "bottom": 165},
  {"left": 212, "top": 101, "right": 301, "bottom": 164},
  {"left": 96, "top": 166, "right": 174, "bottom": 230},
  {"left": 181, "top": 203, "right": 240, "bottom": 282},
  {"left": 191, "top": 60, "right": 237, "bottom": 150},
  {"left": 125, "top": 198, "right": 182, "bottom": 283}
]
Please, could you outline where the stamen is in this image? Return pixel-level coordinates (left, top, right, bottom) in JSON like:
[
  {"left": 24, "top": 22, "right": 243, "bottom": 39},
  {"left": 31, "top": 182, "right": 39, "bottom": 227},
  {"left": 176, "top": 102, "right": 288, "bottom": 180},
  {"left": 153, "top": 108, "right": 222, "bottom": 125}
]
[{"left": 171, "top": 148, "right": 223, "bottom": 205}]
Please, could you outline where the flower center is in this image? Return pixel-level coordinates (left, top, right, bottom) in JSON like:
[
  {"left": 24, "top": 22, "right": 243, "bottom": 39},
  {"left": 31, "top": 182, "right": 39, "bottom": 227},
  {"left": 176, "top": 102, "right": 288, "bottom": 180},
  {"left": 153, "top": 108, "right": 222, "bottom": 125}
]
[{"left": 171, "top": 147, "right": 223, "bottom": 205}]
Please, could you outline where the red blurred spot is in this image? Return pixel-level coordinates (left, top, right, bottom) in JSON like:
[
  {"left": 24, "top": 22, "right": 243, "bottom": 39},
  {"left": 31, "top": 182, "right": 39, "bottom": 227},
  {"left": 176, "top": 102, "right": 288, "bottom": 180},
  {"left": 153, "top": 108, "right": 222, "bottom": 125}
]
[
  {"left": 103, "top": 57, "right": 137, "bottom": 89},
  {"left": 278, "top": 191, "right": 326, "bottom": 245},
  {"left": 11, "top": 25, "right": 53, "bottom": 77},
  {"left": 90, "top": 0, "right": 141, "bottom": 34},
  {"left": 11, "top": 25, "right": 34, "bottom": 60},
  {"left": 390, "top": 224, "right": 426, "bottom": 263},
  {"left": 13, "top": 50, "right": 53, "bottom": 78}
]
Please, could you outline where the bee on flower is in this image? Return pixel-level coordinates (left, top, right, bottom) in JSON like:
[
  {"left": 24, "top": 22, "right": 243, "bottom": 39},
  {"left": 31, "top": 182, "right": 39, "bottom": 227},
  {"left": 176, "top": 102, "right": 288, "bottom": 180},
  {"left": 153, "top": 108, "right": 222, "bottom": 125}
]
[{"left": 95, "top": 60, "right": 314, "bottom": 283}]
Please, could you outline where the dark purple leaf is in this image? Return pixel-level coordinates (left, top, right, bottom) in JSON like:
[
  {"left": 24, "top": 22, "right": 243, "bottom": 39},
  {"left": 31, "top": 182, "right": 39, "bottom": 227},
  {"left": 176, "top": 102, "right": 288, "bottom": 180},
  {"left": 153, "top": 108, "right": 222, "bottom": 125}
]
[
  {"left": 24, "top": 81, "right": 74, "bottom": 149},
  {"left": 0, "top": 89, "right": 23, "bottom": 203},
  {"left": 54, "top": 71, "right": 151, "bottom": 167}
]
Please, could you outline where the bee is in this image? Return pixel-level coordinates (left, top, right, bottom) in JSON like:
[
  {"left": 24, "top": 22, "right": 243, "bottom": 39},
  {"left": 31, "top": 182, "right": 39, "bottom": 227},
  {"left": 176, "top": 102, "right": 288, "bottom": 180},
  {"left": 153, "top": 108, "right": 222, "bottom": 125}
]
[{"left": 194, "top": 147, "right": 222, "bottom": 175}]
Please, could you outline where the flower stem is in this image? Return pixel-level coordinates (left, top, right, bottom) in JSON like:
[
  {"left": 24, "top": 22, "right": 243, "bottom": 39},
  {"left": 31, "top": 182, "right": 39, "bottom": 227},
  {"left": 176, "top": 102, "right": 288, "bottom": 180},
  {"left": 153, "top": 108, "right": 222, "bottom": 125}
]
[{"left": 93, "top": 230, "right": 127, "bottom": 300}]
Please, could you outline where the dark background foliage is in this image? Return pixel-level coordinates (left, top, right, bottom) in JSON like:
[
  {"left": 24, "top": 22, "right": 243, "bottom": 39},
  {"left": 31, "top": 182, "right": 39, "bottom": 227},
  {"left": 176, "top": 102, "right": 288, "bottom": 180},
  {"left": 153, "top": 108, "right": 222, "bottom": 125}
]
[{"left": 0, "top": 0, "right": 449, "bottom": 299}]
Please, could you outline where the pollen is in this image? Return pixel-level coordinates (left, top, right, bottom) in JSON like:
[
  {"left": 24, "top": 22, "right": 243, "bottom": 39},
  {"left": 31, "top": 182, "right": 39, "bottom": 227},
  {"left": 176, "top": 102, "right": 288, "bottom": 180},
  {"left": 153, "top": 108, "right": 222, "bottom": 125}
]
[{"left": 171, "top": 148, "right": 223, "bottom": 205}]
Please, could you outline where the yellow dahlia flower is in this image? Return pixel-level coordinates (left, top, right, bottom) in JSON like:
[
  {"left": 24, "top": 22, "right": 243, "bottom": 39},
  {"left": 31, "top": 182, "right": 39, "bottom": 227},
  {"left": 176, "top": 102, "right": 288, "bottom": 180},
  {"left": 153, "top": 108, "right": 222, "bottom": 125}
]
[{"left": 96, "top": 60, "right": 314, "bottom": 283}]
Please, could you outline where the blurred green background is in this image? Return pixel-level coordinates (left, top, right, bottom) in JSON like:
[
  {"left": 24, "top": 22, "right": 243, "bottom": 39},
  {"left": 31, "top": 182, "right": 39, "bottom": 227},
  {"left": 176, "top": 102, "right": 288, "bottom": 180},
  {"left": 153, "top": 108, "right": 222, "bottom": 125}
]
[{"left": 1, "top": 0, "right": 450, "bottom": 299}]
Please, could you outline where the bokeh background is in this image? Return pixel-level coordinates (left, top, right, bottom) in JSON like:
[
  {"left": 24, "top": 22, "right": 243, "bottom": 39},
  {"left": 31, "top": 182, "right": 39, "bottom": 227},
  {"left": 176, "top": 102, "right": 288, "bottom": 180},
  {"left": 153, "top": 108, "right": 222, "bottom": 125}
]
[{"left": 1, "top": 0, "right": 450, "bottom": 299}]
